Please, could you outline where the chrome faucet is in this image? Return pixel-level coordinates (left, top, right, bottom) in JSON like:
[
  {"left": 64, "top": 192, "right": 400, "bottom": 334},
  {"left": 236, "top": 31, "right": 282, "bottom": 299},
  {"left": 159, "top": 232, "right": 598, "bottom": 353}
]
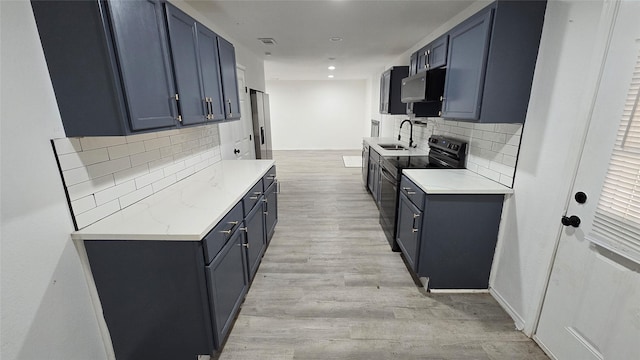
[{"left": 398, "top": 119, "right": 415, "bottom": 148}]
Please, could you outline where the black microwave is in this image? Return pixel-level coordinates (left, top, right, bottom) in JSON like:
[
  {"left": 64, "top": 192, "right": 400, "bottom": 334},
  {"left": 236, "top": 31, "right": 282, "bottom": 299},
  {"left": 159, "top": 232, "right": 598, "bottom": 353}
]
[{"left": 400, "top": 68, "right": 446, "bottom": 103}]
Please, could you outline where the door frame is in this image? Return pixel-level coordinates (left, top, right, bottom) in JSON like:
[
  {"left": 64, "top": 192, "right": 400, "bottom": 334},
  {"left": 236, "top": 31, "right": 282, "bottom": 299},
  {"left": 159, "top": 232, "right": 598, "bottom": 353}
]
[{"left": 530, "top": 0, "right": 622, "bottom": 342}]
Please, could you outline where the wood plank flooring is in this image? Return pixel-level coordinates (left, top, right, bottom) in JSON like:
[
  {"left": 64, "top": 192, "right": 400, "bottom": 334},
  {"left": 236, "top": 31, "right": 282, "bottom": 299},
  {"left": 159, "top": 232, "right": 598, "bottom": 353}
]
[{"left": 216, "top": 150, "right": 548, "bottom": 360}]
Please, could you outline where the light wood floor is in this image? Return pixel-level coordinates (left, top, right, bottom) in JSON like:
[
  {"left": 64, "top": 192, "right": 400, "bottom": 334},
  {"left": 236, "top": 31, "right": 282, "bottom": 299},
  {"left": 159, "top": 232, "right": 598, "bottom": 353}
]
[{"left": 217, "top": 150, "right": 548, "bottom": 360}]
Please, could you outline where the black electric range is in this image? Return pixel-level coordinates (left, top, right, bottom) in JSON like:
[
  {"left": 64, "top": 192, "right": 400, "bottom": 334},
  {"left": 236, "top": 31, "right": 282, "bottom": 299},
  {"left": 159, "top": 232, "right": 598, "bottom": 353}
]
[{"left": 379, "top": 135, "right": 467, "bottom": 250}]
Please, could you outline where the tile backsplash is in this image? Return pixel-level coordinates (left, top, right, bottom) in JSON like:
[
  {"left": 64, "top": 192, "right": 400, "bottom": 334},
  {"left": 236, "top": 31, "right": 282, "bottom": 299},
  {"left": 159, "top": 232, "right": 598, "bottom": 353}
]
[
  {"left": 387, "top": 115, "right": 522, "bottom": 187},
  {"left": 53, "top": 124, "right": 222, "bottom": 229}
]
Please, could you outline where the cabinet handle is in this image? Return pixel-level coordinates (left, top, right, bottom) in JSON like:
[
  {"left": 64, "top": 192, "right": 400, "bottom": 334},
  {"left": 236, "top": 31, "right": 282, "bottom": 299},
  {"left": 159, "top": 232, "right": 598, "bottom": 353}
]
[
  {"left": 438, "top": 111, "right": 442, "bottom": 117},
  {"left": 174, "top": 94, "right": 182, "bottom": 123},
  {"left": 412, "top": 229, "right": 419, "bottom": 233},
  {"left": 240, "top": 227, "right": 248, "bottom": 232},
  {"left": 254, "top": 191, "right": 263, "bottom": 195},
  {"left": 407, "top": 191, "right": 416, "bottom": 195},
  {"left": 242, "top": 243, "right": 249, "bottom": 248},
  {"left": 262, "top": 199, "right": 268, "bottom": 203},
  {"left": 228, "top": 221, "right": 239, "bottom": 225},
  {"left": 250, "top": 196, "right": 258, "bottom": 200},
  {"left": 402, "top": 187, "right": 412, "bottom": 191},
  {"left": 227, "top": 99, "right": 232, "bottom": 115},
  {"left": 264, "top": 211, "right": 268, "bottom": 215},
  {"left": 220, "top": 230, "right": 232, "bottom": 235},
  {"left": 413, "top": 214, "right": 420, "bottom": 219}
]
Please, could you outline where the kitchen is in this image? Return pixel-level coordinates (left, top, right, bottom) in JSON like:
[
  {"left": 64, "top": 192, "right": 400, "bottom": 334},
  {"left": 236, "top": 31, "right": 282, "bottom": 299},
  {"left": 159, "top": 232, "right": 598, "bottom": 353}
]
[{"left": 2, "top": 1, "right": 639, "bottom": 360}]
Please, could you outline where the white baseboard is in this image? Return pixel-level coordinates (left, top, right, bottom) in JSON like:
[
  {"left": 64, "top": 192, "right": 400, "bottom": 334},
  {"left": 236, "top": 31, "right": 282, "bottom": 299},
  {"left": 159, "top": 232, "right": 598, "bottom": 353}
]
[{"left": 489, "top": 287, "right": 526, "bottom": 331}]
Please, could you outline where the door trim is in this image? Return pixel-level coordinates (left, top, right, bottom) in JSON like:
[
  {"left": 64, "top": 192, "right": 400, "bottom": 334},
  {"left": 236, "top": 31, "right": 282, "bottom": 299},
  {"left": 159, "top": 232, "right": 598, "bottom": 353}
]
[{"left": 531, "top": 0, "right": 621, "bottom": 337}]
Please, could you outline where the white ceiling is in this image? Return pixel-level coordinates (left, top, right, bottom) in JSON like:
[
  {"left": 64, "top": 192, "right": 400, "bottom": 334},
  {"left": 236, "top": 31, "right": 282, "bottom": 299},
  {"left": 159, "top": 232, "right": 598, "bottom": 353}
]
[{"left": 186, "top": 0, "right": 475, "bottom": 81}]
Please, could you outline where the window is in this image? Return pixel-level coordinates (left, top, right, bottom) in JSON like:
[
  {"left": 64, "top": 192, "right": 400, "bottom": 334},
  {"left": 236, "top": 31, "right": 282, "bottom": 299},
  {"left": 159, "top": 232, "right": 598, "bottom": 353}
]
[{"left": 590, "top": 54, "right": 640, "bottom": 264}]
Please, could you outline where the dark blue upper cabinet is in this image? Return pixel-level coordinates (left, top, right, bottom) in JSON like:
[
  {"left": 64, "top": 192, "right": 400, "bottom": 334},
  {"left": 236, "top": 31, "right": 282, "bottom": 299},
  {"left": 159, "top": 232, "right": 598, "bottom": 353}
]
[
  {"left": 165, "top": 4, "right": 206, "bottom": 126},
  {"left": 108, "top": 0, "right": 179, "bottom": 131},
  {"left": 427, "top": 35, "right": 448, "bottom": 69},
  {"left": 441, "top": 9, "right": 493, "bottom": 121},
  {"left": 32, "top": 0, "right": 179, "bottom": 136},
  {"left": 441, "top": 0, "right": 547, "bottom": 123},
  {"left": 196, "top": 25, "right": 225, "bottom": 121},
  {"left": 217, "top": 37, "right": 241, "bottom": 120}
]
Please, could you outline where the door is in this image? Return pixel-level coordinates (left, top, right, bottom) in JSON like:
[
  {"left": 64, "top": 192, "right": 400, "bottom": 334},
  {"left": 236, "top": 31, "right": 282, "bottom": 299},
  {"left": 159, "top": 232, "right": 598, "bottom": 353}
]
[
  {"left": 244, "top": 200, "right": 266, "bottom": 281},
  {"left": 165, "top": 4, "right": 205, "bottom": 125},
  {"left": 535, "top": 2, "right": 640, "bottom": 359},
  {"left": 217, "top": 37, "right": 241, "bottom": 120},
  {"left": 107, "top": 0, "right": 177, "bottom": 131},
  {"left": 196, "top": 24, "right": 224, "bottom": 121},
  {"left": 205, "top": 228, "right": 248, "bottom": 349},
  {"left": 441, "top": 8, "right": 493, "bottom": 121},
  {"left": 396, "top": 193, "right": 422, "bottom": 272}
]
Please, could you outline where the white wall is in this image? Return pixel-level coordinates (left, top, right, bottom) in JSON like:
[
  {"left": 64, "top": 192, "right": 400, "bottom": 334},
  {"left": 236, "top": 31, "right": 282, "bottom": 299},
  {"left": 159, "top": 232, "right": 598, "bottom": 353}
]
[
  {"left": 490, "top": 0, "right": 605, "bottom": 334},
  {"left": 266, "top": 80, "right": 368, "bottom": 150},
  {"left": 1, "top": 1, "right": 108, "bottom": 359}
]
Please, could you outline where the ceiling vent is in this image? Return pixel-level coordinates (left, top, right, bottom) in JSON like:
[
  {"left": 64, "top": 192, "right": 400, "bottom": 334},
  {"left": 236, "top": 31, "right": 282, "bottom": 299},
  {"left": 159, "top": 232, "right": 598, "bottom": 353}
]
[{"left": 258, "top": 38, "right": 277, "bottom": 45}]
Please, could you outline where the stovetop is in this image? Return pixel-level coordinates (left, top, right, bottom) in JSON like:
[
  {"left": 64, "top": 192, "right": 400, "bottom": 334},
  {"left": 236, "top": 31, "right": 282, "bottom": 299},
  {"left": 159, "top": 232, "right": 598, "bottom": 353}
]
[{"left": 382, "top": 155, "right": 431, "bottom": 170}]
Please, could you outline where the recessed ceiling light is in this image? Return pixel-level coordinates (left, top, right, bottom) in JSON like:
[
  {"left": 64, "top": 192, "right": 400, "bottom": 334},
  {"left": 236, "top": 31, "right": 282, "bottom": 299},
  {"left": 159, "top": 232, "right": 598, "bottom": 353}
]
[
  {"left": 258, "top": 38, "right": 277, "bottom": 45},
  {"left": 265, "top": 52, "right": 272, "bottom": 56},
  {"left": 328, "top": 75, "right": 334, "bottom": 78},
  {"left": 328, "top": 57, "right": 336, "bottom": 61},
  {"left": 329, "top": 37, "right": 343, "bottom": 42},
  {"left": 328, "top": 66, "right": 336, "bottom": 70}
]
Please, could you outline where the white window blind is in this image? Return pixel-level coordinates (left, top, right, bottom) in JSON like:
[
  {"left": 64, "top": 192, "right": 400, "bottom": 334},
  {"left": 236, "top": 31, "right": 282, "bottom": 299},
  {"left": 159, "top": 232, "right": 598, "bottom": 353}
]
[{"left": 589, "top": 54, "right": 640, "bottom": 264}]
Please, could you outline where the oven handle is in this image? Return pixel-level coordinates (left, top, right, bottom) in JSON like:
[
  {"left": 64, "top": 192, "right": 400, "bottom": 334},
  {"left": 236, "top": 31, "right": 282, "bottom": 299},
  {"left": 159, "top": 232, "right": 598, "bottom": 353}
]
[{"left": 380, "top": 166, "right": 397, "bottom": 183}]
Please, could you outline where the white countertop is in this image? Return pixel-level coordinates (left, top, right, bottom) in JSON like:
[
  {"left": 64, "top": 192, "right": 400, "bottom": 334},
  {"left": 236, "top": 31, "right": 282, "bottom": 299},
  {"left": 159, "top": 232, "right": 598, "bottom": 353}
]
[
  {"left": 71, "top": 160, "right": 275, "bottom": 241},
  {"left": 403, "top": 169, "right": 514, "bottom": 195},
  {"left": 363, "top": 137, "right": 429, "bottom": 157}
]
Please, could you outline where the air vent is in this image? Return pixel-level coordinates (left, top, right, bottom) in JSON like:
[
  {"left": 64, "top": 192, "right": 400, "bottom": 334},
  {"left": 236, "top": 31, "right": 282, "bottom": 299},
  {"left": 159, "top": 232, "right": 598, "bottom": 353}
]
[{"left": 258, "top": 38, "right": 277, "bottom": 45}]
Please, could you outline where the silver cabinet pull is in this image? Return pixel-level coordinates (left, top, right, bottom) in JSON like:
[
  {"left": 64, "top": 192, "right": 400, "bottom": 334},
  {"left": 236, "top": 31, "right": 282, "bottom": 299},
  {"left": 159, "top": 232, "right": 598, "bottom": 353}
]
[
  {"left": 240, "top": 227, "right": 248, "bottom": 232},
  {"left": 262, "top": 199, "right": 267, "bottom": 203},
  {"left": 412, "top": 229, "right": 419, "bottom": 233},
  {"left": 264, "top": 211, "right": 268, "bottom": 216},
  {"left": 250, "top": 196, "right": 258, "bottom": 200},
  {"left": 220, "top": 230, "right": 232, "bottom": 235},
  {"left": 407, "top": 191, "right": 416, "bottom": 195},
  {"left": 227, "top": 99, "right": 232, "bottom": 115},
  {"left": 254, "top": 191, "right": 263, "bottom": 195},
  {"left": 242, "top": 243, "right": 249, "bottom": 248},
  {"left": 228, "top": 221, "right": 239, "bottom": 225},
  {"left": 413, "top": 214, "right": 420, "bottom": 219},
  {"left": 402, "top": 187, "right": 412, "bottom": 191}
]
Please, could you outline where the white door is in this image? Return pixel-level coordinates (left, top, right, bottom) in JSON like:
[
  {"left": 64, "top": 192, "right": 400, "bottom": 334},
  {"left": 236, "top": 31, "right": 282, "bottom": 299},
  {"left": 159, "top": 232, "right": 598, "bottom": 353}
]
[
  {"left": 535, "top": 2, "right": 640, "bottom": 359},
  {"left": 218, "top": 66, "right": 255, "bottom": 160}
]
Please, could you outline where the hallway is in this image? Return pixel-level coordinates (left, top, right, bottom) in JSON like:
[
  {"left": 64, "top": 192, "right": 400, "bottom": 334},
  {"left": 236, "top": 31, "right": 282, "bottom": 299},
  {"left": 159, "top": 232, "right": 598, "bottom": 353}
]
[{"left": 217, "top": 150, "right": 547, "bottom": 359}]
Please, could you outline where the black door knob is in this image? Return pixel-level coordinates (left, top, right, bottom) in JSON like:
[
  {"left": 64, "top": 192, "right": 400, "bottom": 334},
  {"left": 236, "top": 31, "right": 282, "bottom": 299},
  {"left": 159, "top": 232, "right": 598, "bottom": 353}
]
[
  {"left": 561, "top": 215, "right": 581, "bottom": 228},
  {"left": 575, "top": 191, "right": 587, "bottom": 204}
]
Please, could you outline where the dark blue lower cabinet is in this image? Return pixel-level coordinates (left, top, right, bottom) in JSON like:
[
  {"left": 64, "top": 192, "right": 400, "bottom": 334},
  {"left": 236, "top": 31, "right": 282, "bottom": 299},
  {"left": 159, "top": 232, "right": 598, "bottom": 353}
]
[
  {"left": 244, "top": 198, "right": 267, "bottom": 281},
  {"left": 205, "top": 228, "right": 248, "bottom": 349},
  {"left": 396, "top": 175, "right": 505, "bottom": 290}
]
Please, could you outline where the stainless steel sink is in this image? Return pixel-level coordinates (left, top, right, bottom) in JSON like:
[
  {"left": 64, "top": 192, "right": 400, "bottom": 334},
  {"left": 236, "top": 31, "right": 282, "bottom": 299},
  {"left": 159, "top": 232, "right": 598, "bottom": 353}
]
[{"left": 378, "top": 144, "right": 407, "bottom": 150}]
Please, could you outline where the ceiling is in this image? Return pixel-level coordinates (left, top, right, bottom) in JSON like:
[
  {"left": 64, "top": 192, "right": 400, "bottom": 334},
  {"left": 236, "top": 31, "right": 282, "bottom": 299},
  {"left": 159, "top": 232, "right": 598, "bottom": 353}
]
[{"left": 186, "top": 0, "right": 475, "bottom": 81}]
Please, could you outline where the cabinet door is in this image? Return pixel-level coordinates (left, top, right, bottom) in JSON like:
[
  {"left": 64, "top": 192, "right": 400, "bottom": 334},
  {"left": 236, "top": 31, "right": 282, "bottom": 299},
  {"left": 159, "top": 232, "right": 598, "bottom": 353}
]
[
  {"left": 264, "top": 182, "right": 278, "bottom": 244},
  {"left": 196, "top": 25, "right": 225, "bottom": 121},
  {"left": 428, "top": 35, "right": 448, "bottom": 69},
  {"left": 217, "top": 37, "right": 241, "bottom": 120},
  {"left": 441, "top": 9, "right": 493, "bottom": 120},
  {"left": 107, "top": 0, "right": 177, "bottom": 131},
  {"left": 396, "top": 193, "right": 422, "bottom": 272},
  {"left": 244, "top": 199, "right": 266, "bottom": 280},
  {"left": 409, "top": 52, "right": 418, "bottom": 76},
  {"left": 206, "top": 229, "right": 248, "bottom": 349},
  {"left": 417, "top": 47, "right": 428, "bottom": 73},
  {"left": 380, "top": 71, "right": 391, "bottom": 113},
  {"left": 165, "top": 4, "right": 206, "bottom": 125}
]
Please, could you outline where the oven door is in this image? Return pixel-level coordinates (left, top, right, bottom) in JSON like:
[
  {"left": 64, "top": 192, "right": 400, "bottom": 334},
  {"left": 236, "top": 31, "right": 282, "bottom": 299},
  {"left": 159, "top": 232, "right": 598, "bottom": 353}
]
[{"left": 378, "top": 164, "right": 400, "bottom": 251}]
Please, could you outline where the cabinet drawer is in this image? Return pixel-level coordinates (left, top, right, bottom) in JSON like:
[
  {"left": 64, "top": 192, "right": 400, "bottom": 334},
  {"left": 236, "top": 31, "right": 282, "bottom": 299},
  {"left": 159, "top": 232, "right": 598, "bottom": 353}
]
[
  {"left": 262, "top": 166, "right": 277, "bottom": 191},
  {"left": 203, "top": 202, "right": 243, "bottom": 264},
  {"left": 243, "top": 180, "right": 264, "bottom": 215},
  {"left": 400, "top": 176, "right": 425, "bottom": 209}
]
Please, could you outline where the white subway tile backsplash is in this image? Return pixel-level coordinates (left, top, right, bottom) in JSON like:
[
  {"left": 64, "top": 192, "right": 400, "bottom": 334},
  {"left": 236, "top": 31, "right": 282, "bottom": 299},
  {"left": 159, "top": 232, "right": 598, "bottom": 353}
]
[
  {"left": 94, "top": 180, "right": 136, "bottom": 206},
  {"left": 482, "top": 131, "right": 507, "bottom": 143},
  {"left": 477, "top": 166, "right": 501, "bottom": 182},
  {"left": 130, "top": 149, "right": 161, "bottom": 167},
  {"left": 80, "top": 136, "right": 127, "bottom": 151},
  {"left": 125, "top": 132, "right": 158, "bottom": 144},
  {"left": 67, "top": 174, "right": 115, "bottom": 201},
  {"left": 499, "top": 174, "right": 514, "bottom": 187},
  {"left": 134, "top": 169, "right": 164, "bottom": 189},
  {"left": 62, "top": 166, "right": 91, "bottom": 186},
  {"left": 151, "top": 174, "right": 177, "bottom": 193},
  {"left": 87, "top": 156, "right": 131, "bottom": 179},
  {"left": 144, "top": 136, "right": 172, "bottom": 151},
  {"left": 495, "top": 123, "right": 522, "bottom": 135},
  {"left": 113, "top": 164, "right": 149, "bottom": 185},
  {"left": 489, "top": 161, "right": 513, "bottom": 176},
  {"left": 52, "top": 124, "right": 222, "bottom": 230},
  {"left": 71, "top": 195, "right": 96, "bottom": 214},
  {"left": 506, "top": 134, "right": 521, "bottom": 146},
  {"left": 53, "top": 138, "right": 82, "bottom": 154},
  {"left": 493, "top": 143, "right": 519, "bottom": 157},
  {"left": 502, "top": 154, "right": 517, "bottom": 167},
  {"left": 74, "top": 200, "right": 120, "bottom": 229},
  {"left": 108, "top": 142, "right": 146, "bottom": 160},
  {"left": 119, "top": 185, "right": 154, "bottom": 208}
]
